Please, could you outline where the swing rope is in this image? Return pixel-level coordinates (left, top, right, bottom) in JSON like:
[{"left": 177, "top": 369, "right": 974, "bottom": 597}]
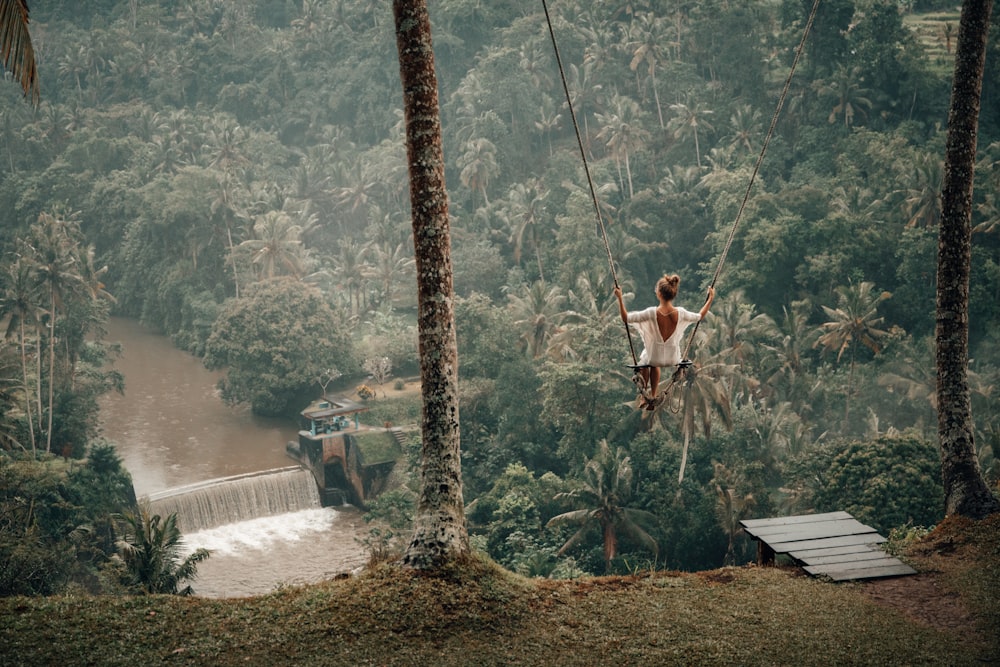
[{"left": 541, "top": 0, "right": 640, "bottom": 367}]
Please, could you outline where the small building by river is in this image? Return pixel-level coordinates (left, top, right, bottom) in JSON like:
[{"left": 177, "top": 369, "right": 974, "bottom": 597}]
[{"left": 286, "top": 395, "right": 403, "bottom": 508}]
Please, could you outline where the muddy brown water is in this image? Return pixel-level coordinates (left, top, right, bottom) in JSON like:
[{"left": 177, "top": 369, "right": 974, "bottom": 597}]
[{"left": 99, "top": 317, "right": 368, "bottom": 597}]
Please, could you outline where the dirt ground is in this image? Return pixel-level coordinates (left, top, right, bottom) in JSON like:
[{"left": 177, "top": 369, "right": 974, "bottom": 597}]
[
  {"left": 861, "top": 572, "right": 975, "bottom": 635},
  {"left": 858, "top": 523, "right": 986, "bottom": 642}
]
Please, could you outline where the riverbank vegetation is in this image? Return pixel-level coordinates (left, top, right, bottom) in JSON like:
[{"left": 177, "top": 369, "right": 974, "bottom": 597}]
[
  {"left": 1, "top": 0, "right": 999, "bottom": 593},
  {"left": 2, "top": 515, "right": 998, "bottom": 665}
]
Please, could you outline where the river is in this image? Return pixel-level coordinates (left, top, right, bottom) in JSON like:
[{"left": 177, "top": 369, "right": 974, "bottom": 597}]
[{"left": 99, "top": 317, "right": 369, "bottom": 598}]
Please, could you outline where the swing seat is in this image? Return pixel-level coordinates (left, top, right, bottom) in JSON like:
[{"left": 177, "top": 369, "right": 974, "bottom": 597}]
[{"left": 626, "top": 359, "right": 692, "bottom": 371}]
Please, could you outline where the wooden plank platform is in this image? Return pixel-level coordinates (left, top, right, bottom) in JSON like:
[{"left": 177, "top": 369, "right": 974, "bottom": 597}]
[{"left": 740, "top": 512, "right": 916, "bottom": 582}]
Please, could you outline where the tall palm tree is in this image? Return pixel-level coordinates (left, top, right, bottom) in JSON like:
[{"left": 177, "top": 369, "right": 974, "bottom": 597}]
[
  {"left": 725, "top": 104, "right": 763, "bottom": 158},
  {"left": 0, "top": 347, "right": 23, "bottom": 451},
  {"left": 667, "top": 101, "right": 715, "bottom": 169},
  {"left": 668, "top": 348, "right": 738, "bottom": 482},
  {"left": 330, "top": 239, "right": 372, "bottom": 316},
  {"left": 711, "top": 462, "right": 756, "bottom": 566},
  {"left": 626, "top": 11, "right": 669, "bottom": 127},
  {"left": 26, "top": 212, "right": 85, "bottom": 453},
  {"left": 501, "top": 179, "right": 547, "bottom": 281},
  {"left": 394, "top": 0, "right": 470, "bottom": 569},
  {"left": 814, "top": 65, "right": 872, "bottom": 129},
  {"left": 239, "top": 210, "right": 308, "bottom": 281},
  {"left": 596, "top": 94, "right": 649, "bottom": 199},
  {"left": 210, "top": 173, "right": 250, "bottom": 298},
  {"left": 902, "top": 152, "right": 944, "bottom": 229},
  {"left": 707, "top": 289, "right": 776, "bottom": 373},
  {"left": 815, "top": 281, "right": 892, "bottom": 424},
  {"left": 1, "top": 0, "right": 39, "bottom": 105},
  {"left": 365, "top": 241, "right": 416, "bottom": 309},
  {"left": 507, "top": 280, "right": 567, "bottom": 359},
  {"left": 760, "top": 300, "right": 817, "bottom": 412},
  {"left": 0, "top": 256, "right": 41, "bottom": 454},
  {"left": 563, "top": 61, "right": 604, "bottom": 156},
  {"left": 112, "top": 506, "right": 210, "bottom": 595},
  {"left": 547, "top": 439, "right": 659, "bottom": 572},
  {"left": 457, "top": 137, "right": 499, "bottom": 208}
]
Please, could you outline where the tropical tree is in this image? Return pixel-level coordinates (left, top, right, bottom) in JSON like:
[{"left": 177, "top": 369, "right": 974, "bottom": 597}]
[
  {"left": 934, "top": 0, "right": 1000, "bottom": 519},
  {"left": 1, "top": 256, "right": 41, "bottom": 453},
  {"left": 364, "top": 241, "right": 415, "bottom": 309},
  {"left": 596, "top": 93, "right": 649, "bottom": 199},
  {"left": 665, "top": 347, "right": 738, "bottom": 482},
  {"left": 330, "top": 238, "right": 372, "bottom": 316},
  {"left": 667, "top": 101, "right": 714, "bottom": 169},
  {"left": 111, "top": 505, "right": 210, "bottom": 595},
  {"left": 902, "top": 153, "right": 945, "bottom": 229},
  {"left": 239, "top": 210, "right": 309, "bottom": 281},
  {"left": 711, "top": 462, "right": 755, "bottom": 566},
  {"left": 25, "top": 212, "right": 86, "bottom": 453},
  {"left": 725, "top": 104, "right": 763, "bottom": 158},
  {"left": 393, "top": 0, "right": 470, "bottom": 569},
  {"left": 0, "top": 0, "right": 39, "bottom": 105},
  {"left": 457, "top": 137, "right": 499, "bottom": 208},
  {"left": 815, "top": 281, "right": 892, "bottom": 425},
  {"left": 760, "top": 299, "right": 815, "bottom": 408},
  {"left": 506, "top": 280, "right": 567, "bottom": 359},
  {"left": 814, "top": 65, "right": 872, "bottom": 129},
  {"left": 626, "top": 11, "right": 670, "bottom": 127},
  {"left": 204, "top": 278, "right": 352, "bottom": 416},
  {"left": 546, "top": 439, "right": 659, "bottom": 572},
  {"left": 498, "top": 179, "right": 547, "bottom": 281}
]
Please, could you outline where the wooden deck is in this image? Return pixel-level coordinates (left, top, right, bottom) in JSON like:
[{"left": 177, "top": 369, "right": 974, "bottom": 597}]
[{"left": 740, "top": 511, "right": 917, "bottom": 582}]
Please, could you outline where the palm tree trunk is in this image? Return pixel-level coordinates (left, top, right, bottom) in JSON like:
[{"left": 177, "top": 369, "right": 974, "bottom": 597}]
[
  {"left": 394, "top": 0, "right": 470, "bottom": 569},
  {"left": 226, "top": 224, "right": 240, "bottom": 299},
  {"left": 602, "top": 520, "right": 617, "bottom": 572},
  {"left": 45, "top": 296, "right": 55, "bottom": 453},
  {"left": 624, "top": 149, "right": 634, "bottom": 199},
  {"left": 652, "top": 69, "right": 664, "bottom": 129},
  {"left": 19, "top": 320, "right": 36, "bottom": 455},
  {"left": 936, "top": 0, "right": 999, "bottom": 519},
  {"left": 35, "top": 333, "right": 42, "bottom": 421}
]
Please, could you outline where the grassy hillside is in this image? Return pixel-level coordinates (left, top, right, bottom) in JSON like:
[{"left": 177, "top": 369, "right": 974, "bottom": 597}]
[{"left": 1, "top": 514, "right": 996, "bottom": 666}]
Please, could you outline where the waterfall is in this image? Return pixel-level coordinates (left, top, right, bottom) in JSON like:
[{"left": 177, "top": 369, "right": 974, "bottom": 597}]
[{"left": 146, "top": 466, "right": 321, "bottom": 533}]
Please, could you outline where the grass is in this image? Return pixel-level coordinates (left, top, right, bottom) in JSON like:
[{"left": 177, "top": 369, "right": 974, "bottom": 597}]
[
  {"left": 354, "top": 430, "right": 403, "bottom": 465},
  {"left": 1, "top": 515, "right": 997, "bottom": 666}
]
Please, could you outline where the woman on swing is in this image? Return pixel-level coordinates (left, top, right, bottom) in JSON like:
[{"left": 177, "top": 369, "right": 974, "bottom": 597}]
[{"left": 614, "top": 274, "right": 715, "bottom": 410}]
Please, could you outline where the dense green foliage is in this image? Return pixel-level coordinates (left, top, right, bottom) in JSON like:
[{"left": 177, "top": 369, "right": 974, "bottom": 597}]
[
  {"left": 0, "top": 443, "right": 135, "bottom": 596},
  {"left": 203, "top": 277, "right": 354, "bottom": 416},
  {"left": 1, "top": 0, "right": 998, "bottom": 579},
  {"left": 790, "top": 435, "right": 945, "bottom": 534}
]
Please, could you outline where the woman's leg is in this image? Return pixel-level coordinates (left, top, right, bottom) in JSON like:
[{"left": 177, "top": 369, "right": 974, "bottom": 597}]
[{"left": 649, "top": 366, "right": 661, "bottom": 396}]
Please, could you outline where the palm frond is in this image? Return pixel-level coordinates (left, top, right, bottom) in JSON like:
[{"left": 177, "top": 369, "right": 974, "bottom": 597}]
[{"left": 0, "top": 0, "right": 39, "bottom": 105}]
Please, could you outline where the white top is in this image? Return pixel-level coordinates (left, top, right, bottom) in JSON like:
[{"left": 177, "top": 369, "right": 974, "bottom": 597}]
[{"left": 627, "top": 306, "right": 700, "bottom": 367}]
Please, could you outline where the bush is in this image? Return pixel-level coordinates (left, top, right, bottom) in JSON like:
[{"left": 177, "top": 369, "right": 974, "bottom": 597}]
[{"left": 796, "top": 436, "right": 944, "bottom": 535}]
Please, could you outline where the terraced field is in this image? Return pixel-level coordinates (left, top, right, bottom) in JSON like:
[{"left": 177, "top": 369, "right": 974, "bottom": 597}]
[{"left": 903, "top": 7, "right": 962, "bottom": 76}]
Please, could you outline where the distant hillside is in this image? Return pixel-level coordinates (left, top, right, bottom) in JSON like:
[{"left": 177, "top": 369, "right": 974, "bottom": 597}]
[{"left": 904, "top": 7, "right": 962, "bottom": 75}]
